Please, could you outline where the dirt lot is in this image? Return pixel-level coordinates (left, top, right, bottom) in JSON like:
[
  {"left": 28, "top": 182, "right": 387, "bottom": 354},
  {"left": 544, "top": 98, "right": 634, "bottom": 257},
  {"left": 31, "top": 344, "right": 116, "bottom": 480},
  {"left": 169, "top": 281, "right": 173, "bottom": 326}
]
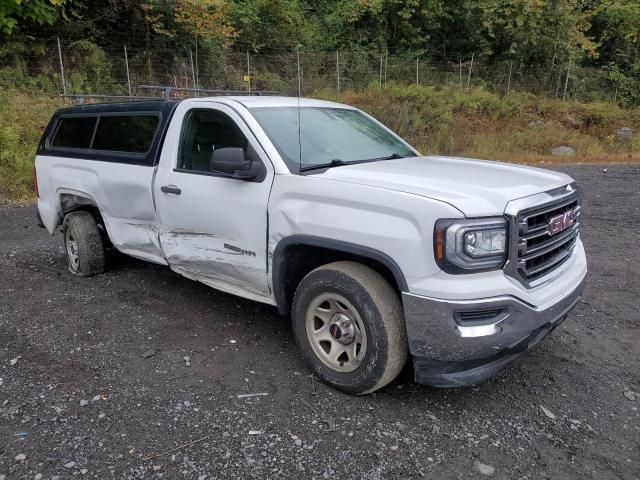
[{"left": 0, "top": 164, "right": 638, "bottom": 480}]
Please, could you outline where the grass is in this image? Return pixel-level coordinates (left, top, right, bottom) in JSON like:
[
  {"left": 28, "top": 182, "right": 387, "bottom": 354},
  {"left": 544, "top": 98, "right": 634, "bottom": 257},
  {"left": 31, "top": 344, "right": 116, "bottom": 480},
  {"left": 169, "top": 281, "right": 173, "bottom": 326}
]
[
  {"left": 317, "top": 84, "right": 640, "bottom": 165},
  {"left": 0, "top": 86, "right": 638, "bottom": 201},
  {"left": 0, "top": 90, "right": 63, "bottom": 201}
]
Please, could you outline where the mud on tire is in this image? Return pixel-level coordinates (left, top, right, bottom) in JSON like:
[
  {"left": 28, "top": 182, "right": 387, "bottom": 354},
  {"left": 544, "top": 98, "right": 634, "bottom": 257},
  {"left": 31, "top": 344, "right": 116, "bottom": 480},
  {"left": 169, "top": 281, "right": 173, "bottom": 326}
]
[{"left": 291, "top": 261, "right": 408, "bottom": 395}]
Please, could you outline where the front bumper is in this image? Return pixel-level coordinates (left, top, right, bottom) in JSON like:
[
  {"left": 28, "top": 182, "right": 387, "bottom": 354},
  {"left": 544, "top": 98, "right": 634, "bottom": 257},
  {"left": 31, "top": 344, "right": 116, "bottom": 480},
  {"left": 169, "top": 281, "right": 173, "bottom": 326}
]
[{"left": 402, "top": 276, "right": 586, "bottom": 387}]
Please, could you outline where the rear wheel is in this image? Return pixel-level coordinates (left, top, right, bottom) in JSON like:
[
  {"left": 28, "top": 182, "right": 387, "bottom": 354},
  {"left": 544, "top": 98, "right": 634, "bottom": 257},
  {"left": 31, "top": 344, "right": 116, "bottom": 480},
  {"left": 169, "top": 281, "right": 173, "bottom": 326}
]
[
  {"left": 62, "top": 211, "right": 105, "bottom": 277},
  {"left": 292, "top": 261, "right": 407, "bottom": 395}
]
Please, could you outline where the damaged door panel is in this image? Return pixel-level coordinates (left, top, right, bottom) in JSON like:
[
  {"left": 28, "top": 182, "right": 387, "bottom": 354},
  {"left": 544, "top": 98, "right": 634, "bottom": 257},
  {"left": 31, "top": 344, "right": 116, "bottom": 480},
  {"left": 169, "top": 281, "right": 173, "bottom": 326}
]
[{"left": 153, "top": 101, "right": 274, "bottom": 302}]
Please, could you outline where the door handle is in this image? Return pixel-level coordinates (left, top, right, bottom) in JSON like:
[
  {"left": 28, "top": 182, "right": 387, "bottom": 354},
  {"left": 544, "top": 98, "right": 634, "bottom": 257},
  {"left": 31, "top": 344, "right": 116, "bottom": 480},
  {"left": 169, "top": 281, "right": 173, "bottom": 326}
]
[{"left": 160, "top": 185, "right": 181, "bottom": 195}]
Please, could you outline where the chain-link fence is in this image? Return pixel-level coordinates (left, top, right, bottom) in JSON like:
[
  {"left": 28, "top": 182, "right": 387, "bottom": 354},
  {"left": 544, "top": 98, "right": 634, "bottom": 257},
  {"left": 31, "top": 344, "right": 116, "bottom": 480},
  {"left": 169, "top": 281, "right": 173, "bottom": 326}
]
[{"left": 0, "top": 36, "right": 635, "bottom": 105}]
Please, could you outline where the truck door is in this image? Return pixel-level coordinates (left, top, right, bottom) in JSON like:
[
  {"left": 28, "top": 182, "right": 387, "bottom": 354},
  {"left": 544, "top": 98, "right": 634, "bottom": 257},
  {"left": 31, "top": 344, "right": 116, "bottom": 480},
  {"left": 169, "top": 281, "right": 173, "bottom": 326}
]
[{"left": 154, "top": 101, "right": 274, "bottom": 303}]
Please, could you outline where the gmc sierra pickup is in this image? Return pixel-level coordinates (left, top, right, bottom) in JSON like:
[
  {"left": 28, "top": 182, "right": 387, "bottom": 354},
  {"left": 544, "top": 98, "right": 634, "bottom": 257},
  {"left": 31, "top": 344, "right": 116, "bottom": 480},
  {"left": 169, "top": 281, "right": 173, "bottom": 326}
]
[{"left": 35, "top": 96, "right": 587, "bottom": 394}]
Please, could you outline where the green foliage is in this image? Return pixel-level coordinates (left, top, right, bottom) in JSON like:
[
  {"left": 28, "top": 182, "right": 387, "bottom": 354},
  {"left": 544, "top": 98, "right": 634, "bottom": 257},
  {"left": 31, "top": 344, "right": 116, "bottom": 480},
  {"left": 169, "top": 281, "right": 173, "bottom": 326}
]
[
  {"left": 0, "top": 0, "right": 65, "bottom": 34},
  {"left": 605, "top": 65, "right": 640, "bottom": 107},
  {"left": 1, "top": 0, "right": 638, "bottom": 101},
  {"left": 232, "top": 0, "right": 309, "bottom": 51},
  {"left": 0, "top": 65, "right": 57, "bottom": 91},
  {"left": 352, "top": 83, "right": 454, "bottom": 153},
  {"left": 595, "top": 0, "right": 640, "bottom": 69},
  {"left": 0, "top": 90, "right": 61, "bottom": 200},
  {"left": 141, "top": 0, "right": 235, "bottom": 44},
  {"left": 318, "top": 84, "right": 639, "bottom": 159},
  {"left": 64, "top": 40, "right": 123, "bottom": 94}
]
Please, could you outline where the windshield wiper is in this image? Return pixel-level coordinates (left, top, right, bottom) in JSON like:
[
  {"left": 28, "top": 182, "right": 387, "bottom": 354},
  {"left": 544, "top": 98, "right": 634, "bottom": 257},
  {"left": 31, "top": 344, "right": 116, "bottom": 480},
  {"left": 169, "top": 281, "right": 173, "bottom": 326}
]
[
  {"left": 299, "top": 153, "right": 411, "bottom": 173},
  {"left": 300, "top": 159, "right": 348, "bottom": 172},
  {"left": 365, "top": 152, "right": 411, "bottom": 161}
]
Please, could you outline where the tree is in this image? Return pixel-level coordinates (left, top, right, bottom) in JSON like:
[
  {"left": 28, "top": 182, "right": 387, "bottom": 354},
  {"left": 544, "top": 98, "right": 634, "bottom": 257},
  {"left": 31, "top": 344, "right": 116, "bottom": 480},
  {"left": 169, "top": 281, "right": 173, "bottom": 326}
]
[
  {"left": 141, "top": 0, "right": 236, "bottom": 45},
  {"left": 462, "top": 0, "right": 598, "bottom": 66},
  {"left": 594, "top": 0, "right": 640, "bottom": 69},
  {"left": 0, "top": 0, "right": 66, "bottom": 34},
  {"left": 176, "top": 0, "right": 235, "bottom": 45},
  {"left": 231, "top": 0, "right": 308, "bottom": 52}
]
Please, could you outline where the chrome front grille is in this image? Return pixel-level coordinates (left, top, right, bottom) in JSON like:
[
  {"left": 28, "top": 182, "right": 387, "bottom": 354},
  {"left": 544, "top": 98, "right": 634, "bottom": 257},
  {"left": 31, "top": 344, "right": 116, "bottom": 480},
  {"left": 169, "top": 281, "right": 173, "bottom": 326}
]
[{"left": 505, "top": 184, "right": 581, "bottom": 287}]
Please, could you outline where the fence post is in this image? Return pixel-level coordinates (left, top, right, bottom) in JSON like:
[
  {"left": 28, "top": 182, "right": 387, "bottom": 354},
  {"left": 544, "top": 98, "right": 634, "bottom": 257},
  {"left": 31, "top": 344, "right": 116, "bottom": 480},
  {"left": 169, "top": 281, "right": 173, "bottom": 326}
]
[
  {"left": 416, "top": 57, "right": 419, "bottom": 85},
  {"left": 466, "top": 52, "right": 474, "bottom": 91},
  {"left": 189, "top": 48, "right": 196, "bottom": 91},
  {"left": 246, "top": 51, "right": 251, "bottom": 93},
  {"left": 379, "top": 54, "right": 383, "bottom": 87},
  {"left": 384, "top": 51, "right": 388, "bottom": 86},
  {"left": 124, "top": 45, "right": 132, "bottom": 96},
  {"left": 336, "top": 50, "right": 340, "bottom": 93},
  {"left": 562, "top": 57, "right": 572, "bottom": 102},
  {"left": 296, "top": 47, "right": 302, "bottom": 97},
  {"left": 56, "top": 37, "right": 66, "bottom": 96},
  {"left": 459, "top": 59, "right": 462, "bottom": 89},
  {"left": 506, "top": 62, "right": 513, "bottom": 96},
  {"left": 194, "top": 35, "right": 199, "bottom": 91}
]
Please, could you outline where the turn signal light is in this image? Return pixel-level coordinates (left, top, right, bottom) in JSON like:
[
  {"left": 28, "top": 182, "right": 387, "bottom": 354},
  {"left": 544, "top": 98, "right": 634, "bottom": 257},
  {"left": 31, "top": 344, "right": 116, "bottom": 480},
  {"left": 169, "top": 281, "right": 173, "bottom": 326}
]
[{"left": 435, "top": 228, "right": 444, "bottom": 260}]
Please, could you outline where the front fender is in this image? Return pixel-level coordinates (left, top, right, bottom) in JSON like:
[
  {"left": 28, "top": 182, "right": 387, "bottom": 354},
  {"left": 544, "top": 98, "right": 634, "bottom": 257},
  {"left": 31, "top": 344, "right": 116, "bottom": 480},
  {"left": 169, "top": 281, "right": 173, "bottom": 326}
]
[
  {"left": 271, "top": 234, "right": 409, "bottom": 315},
  {"left": 267, "top": 174, "right": 464, "bottom": 311}
]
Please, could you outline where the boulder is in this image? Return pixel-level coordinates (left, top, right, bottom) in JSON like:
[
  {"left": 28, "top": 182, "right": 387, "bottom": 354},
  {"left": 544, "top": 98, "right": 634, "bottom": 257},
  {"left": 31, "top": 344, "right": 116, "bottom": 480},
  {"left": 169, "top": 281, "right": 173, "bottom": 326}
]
[
  {"left": 551, "top": 146, "right": 576, "bottom": 156},
  {"left": 564, "top": 115, "right": 583, "bottom": 129},
  {"left": 616, "top": 127, "right": 632, "bottom": 141}
]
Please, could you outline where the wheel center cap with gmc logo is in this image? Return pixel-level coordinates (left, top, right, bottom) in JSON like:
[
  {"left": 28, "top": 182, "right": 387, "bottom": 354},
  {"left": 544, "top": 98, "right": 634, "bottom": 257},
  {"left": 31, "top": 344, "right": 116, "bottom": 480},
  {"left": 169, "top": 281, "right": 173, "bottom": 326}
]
[
  {"left": 329, "top": 313, "right": 355, "bottom": 345},
  {"left": 548, "top": 209, "right": 576, "bottom": 236}
]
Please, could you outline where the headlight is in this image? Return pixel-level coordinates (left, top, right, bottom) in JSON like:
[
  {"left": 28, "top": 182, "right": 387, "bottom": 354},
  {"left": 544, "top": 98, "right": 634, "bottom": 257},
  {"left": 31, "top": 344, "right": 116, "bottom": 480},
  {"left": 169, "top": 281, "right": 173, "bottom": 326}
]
[{"left": 434, "top": 218, "right": 507, "bottom": 273}]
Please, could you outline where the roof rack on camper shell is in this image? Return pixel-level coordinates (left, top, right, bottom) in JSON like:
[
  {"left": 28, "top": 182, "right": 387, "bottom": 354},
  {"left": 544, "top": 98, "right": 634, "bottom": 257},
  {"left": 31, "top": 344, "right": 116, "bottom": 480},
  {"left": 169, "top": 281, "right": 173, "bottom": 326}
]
[{"left": 60, "top": 85, "right": 280, "bottom": 105}]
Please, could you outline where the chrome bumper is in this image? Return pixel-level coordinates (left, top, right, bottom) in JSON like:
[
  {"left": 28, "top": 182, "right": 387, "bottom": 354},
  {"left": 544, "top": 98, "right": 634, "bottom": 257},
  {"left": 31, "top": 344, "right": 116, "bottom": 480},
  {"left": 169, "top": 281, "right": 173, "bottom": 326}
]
[{"left": 402, "top": 276, "right": 586, "bottom": 387}]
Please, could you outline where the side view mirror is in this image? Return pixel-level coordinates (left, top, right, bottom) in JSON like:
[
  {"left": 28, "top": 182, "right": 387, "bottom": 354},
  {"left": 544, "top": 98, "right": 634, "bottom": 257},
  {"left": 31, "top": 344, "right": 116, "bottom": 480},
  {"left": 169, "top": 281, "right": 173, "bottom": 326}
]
[{"left": 210, "top": 147, "right": 259, "bottom": 180}]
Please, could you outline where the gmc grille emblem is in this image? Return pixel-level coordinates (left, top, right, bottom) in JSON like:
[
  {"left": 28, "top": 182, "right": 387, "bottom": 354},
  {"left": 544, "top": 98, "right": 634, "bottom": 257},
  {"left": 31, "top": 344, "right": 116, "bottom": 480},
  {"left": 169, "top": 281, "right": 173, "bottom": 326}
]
[{"left": 548, "top": 209, "right": 576, "bottom": 236}]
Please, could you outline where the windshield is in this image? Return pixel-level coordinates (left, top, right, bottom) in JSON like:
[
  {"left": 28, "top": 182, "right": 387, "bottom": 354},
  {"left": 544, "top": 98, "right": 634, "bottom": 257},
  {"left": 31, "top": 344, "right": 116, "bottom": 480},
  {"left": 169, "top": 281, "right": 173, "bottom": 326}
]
[{"left": 250, "top": 107, "right": 415, "bottom": 172}]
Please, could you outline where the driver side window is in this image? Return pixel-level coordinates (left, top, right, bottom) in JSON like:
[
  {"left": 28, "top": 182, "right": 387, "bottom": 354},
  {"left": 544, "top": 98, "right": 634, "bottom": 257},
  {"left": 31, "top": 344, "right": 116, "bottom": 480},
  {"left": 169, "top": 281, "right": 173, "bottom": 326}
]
[{"left": 178, "top": 109, "right": 249, "bottom": 172}]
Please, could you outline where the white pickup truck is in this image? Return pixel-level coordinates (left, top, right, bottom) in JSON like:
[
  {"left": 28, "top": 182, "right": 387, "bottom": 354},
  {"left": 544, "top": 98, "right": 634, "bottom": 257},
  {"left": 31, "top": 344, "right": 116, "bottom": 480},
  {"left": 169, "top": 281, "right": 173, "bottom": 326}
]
[{"left": 35, "top": 96, "right": 587, "bottom": 394}]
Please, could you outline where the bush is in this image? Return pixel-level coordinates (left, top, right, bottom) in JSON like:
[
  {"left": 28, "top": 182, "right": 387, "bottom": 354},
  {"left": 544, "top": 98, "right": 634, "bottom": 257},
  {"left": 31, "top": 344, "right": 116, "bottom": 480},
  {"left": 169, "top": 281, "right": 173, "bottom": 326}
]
[
  {"left": 0, "top": 91, "right": 62, "bottom": 200},
  {"left": 0, "top": 66, "right": 58, "bottom": 93},
  {"left": 318, "top": 83, "right": 640, "bottom": 162},
  {"left": 331, "top": 84, "right": 454, "bottom": 153},
  {"left": 65, "top": 40, "right": 124, "bottom": 95}
]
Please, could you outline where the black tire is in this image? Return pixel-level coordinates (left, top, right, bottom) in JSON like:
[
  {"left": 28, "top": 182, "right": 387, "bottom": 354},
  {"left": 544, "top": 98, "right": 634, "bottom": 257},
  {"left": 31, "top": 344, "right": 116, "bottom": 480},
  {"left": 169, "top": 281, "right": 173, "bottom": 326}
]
[
  {"left": 62, "top": 211, "right": 106, "bottom": 277},
  {"left": 292, "top": 261, "right": 407, "bottom": 395}
]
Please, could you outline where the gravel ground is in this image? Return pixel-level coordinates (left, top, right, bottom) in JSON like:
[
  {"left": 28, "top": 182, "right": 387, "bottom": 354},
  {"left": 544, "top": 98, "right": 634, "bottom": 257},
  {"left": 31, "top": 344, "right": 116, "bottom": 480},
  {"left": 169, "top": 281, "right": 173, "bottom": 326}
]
[{"left": 0, "top": 164, "right": 639, "bottom": 480}]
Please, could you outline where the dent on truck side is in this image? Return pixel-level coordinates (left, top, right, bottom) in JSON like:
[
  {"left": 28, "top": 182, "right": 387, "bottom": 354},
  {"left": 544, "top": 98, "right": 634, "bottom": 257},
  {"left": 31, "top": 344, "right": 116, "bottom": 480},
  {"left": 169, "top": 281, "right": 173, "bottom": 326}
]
[
  {"left": 160, "top": 228, "right": 275, "bottom": 304},
  {"left": 267, "top": 174, "right": 464, "bottom": 313},
  {"left": 36, "top": 156, "right": 167, "bottom": 265}
]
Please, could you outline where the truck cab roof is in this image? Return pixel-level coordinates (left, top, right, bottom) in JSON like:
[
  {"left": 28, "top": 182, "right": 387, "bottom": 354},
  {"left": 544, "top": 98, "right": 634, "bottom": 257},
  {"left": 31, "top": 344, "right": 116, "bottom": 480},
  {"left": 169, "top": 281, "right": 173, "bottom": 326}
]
[
  {"left": 54, "top": 95, "right": 351, "bottom": 115},
  {"left": 212, "top": 96, "right": 354, "bottom": 110}
]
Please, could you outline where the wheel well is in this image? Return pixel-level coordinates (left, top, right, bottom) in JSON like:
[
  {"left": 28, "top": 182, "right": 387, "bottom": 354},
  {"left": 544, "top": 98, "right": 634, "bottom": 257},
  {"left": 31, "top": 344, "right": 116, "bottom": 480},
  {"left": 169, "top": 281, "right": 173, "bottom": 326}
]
[
  {"left": 59, "top": 194, "right": 109, "bottom": 243},
  {"left": 273, "top": 239, "right": 407, "bottom": 316}
]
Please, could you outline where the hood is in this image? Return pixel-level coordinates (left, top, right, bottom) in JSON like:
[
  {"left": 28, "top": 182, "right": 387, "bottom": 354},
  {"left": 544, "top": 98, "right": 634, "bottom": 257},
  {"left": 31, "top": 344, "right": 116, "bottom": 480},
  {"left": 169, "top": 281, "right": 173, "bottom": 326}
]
[{"left": 317, "top": 156, "right": 573, "bottom": 217}]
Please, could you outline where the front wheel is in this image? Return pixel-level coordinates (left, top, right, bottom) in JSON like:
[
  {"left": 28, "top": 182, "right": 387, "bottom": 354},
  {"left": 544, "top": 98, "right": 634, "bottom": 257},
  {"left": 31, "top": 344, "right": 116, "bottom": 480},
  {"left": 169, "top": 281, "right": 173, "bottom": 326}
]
[{"left": 292, "top": 261, "right": 407, "bottom": 395}]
